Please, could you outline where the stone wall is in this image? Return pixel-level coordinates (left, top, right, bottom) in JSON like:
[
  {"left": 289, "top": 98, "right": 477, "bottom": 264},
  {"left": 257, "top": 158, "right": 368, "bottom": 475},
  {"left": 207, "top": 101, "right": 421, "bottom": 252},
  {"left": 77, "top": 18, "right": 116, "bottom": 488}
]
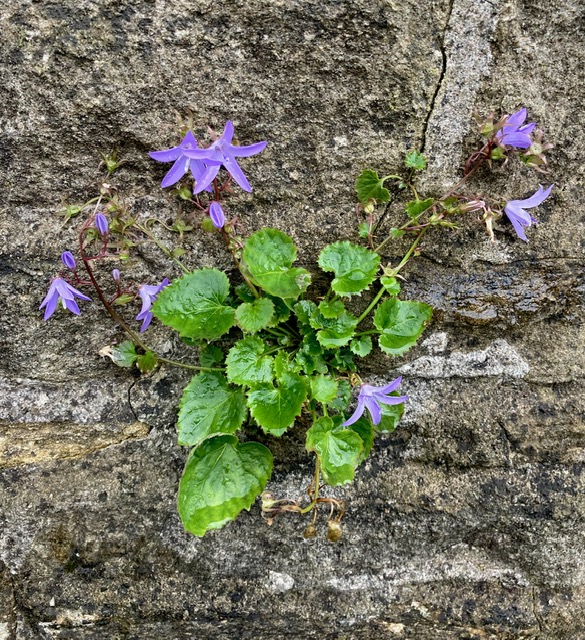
[{"left": 1, "top": 0, "right": 584, "bottom": 637}]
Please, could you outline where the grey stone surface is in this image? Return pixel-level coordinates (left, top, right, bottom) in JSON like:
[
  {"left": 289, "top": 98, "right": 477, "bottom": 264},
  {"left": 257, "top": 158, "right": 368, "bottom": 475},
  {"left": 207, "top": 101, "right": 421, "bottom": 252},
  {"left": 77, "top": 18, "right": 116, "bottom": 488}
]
[{"left": 1, "top": 0, "right": 584, "bottom": 638}]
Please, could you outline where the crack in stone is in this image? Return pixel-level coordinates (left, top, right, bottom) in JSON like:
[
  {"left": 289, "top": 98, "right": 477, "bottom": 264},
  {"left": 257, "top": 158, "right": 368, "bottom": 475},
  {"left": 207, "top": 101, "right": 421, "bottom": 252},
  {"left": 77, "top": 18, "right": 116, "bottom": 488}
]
[{"left": 420, "top": 0, "right": 455, "bottom": 154}]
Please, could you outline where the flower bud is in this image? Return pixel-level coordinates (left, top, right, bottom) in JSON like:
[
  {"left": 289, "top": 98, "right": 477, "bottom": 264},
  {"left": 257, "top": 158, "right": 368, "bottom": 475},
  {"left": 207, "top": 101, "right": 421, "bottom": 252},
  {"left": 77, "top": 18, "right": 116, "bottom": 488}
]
[
  {"left": 95, "top": 213, "right": 109, "bottom": 236},
  {"left": 61, "top": 251, "right": 76, "bottom": 270},
  {"left": 303, "top": 524, "right": 317, "bottom": 539},
  {"left": 112, "top": 269, "right": 121, "bottom": 282},
  {"left": 209, "top": 202, "right": 225, "bottom": 229}
]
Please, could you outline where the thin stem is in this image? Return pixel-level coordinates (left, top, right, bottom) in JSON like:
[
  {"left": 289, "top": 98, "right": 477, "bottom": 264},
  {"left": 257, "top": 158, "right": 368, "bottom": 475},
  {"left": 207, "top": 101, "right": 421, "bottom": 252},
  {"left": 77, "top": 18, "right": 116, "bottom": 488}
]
[
  {"left": 299, "top": 457, "right": 321, "bottom": 514},
  {"left": 133, "top": 222, "right": 190, "bottom": 274},
  {"left": 356, "top": 286, "right": 386, "bottom": 325}
]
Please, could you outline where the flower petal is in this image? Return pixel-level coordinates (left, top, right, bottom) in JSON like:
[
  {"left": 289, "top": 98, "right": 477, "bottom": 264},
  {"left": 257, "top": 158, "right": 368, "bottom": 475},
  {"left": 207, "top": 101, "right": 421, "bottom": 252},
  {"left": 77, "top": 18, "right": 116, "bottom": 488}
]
[
  {"left": 501, "top": 132, "right": 533, "bottom": 149},
  {"left": 230, "top": 140, "right": 268, "bottom": 158},
  {"left": 149, "top": 147, "right": 182, "bottom": 163},
  {"left": 512, "top": 184, "right": 554, "bottom": 209},
  {"left": 341, "top": 397, "right": 366, "bottom": 427},
  {"left": 364, "top": 397, "right": 382, "bottom": 425},
  {"left": 377, "top": 377, "right": 403, "bottom": 395},
  {"left": 161, "top": 156, "right": 190, "bottom": 188},
  {"left": 506, "top": 108, "right": 528, "bottom": 127},
  {"left": 223, "top": 155, "right": 252, "bottom": 192},
  {"left": 63, "top": 298, "right": 81, "bottom": 315},
  {"left": 222, "top": 120, "right": 234, "bottom": 144},
  {"left": 193, "top": 164, "right": 221, "bottom": 195}
]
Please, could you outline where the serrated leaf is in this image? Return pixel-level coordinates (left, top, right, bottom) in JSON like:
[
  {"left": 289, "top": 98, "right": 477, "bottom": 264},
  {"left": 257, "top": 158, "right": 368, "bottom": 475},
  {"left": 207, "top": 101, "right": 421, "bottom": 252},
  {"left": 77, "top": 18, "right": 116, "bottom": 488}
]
[
  {"left": 405, "top": 198, "right": 434, "bottom": 219},
  {"left": 235, "top": 298, "right": 275, "bottom": 334},
  {"left": 355, "top": 169, "right": 390, "bottom": 204},
  {"left": 107, "top": 341, "right": 137, "bottom": 368},
  {"left": 374, "top": 298, "right": 432, "bottom": 356},
  {"left": 152, "top": 268, "right": 235, "bottom": 341},
  {"left": 226, "top": 337, "right": 274, "bottom": 386},
  {"left": 199, "top": 344, "right": 224, "bottom": 368},
  {"left": 380, "top": 276, "right": 401, "bottom": 295},
  {"left": 377, "top": 398, "right": 404, "bottom": 433},
  {"left": 404, "top": 150, "right": 427, "bottom": 170},
  {"left": 295, "top": 333, "right": 328, "bottom": 375},
  {"left": 331, "top": 347, "right": 356, "bottom": 372},
  {"left": 309, "top": 375, "right": 338, "bottom": 404},
  {"left": 178, "top": 435, "right": 272, "bottom": 536},
  {"left": 330, "top": 379, "right": 351, "bottom": 413},
  {"left": 243, "top": 229, "right": 311, "bottom": 299},
  {"left": 266, "top": 296, "right": 291, "bottom": 326},
  {"left": 350, "top": 335, "right": 372, "bottom": 357},
  {"left": 248, "top": 372, "right": 308, "bottom": 436},
  {"left": 316, "top": 311, "right": 358, "bottom": 349},
  {"left": 305, "top": 417, "right": 364, "bottom": 485},
  {"left": 319, "top": 299, "right": 345, "bottom": 319},
  {"left": 177, "top": 372, "right": 247, "bottom": 447},
  {"left": 234, "top": 282, "right": 256, "bottom": 303},
  {"left": 319, "top": 242, "right": 380, "bottom": 297},
  {"left": 136, "top": 350, "right": 158, "bottom": 373},
  {"left": 293, "top": 300, "right": 318, "bottom": 326},
  {"left": 347, "top": 417, "right": 375, "bottom": 462}
]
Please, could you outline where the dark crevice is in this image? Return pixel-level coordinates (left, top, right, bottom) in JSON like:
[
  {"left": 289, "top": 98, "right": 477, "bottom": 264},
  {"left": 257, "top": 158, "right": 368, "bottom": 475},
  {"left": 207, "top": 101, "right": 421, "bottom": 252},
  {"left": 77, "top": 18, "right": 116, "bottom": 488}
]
[{"left": 419, "top": 0, "right": 455, "bottom": 154}]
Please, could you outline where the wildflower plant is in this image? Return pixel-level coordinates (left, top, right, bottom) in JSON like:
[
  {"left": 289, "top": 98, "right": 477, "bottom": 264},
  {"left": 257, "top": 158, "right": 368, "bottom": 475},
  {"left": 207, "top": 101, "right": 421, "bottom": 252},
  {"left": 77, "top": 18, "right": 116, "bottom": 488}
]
[{"left": 43, "top": 110, "right": 554, "bottom": 539}]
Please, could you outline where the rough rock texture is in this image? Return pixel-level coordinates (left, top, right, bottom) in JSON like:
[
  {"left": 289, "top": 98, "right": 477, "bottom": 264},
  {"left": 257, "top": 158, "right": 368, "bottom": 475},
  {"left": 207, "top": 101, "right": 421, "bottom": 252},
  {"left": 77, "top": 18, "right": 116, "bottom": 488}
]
[{"left": 1, "top": 0, "right": 584, "bottom": 638}]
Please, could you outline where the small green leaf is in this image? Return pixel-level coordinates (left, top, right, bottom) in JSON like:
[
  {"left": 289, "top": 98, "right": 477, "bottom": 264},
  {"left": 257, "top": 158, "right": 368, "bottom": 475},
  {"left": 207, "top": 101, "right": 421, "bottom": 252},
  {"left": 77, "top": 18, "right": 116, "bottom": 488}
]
[
  {"left": 377, "top": 399, "right": 405, "bottom": 433},
  {"left": 330, "top": 379, "right": 351, "bottom": 413},
  {"left": 316, "top": 312, "right": 358, "bottom": 349},
  {"left": 305, "top": 417, "right": 364, "bottom": 485},
  {"left": 405, "top": 198, "right": 434, "bottom": 219},
  {"left": 114, "top": 294, "right": 135, "bottom": 306},
  {"left": 199, "top": 344, "right": 224, "bottom": 368},
  {"left": 294, "top": 300, "right": 318, "bottom": 326},
  {"left": 331, "top": 348, "right": 356, "bottom": 372},
  {"left": 347, "top": 417, "right": 375, "bottom": 462},
  {"left": 266, "top": 295, "right": 291, "bottom": 326},
  {"left": 235, "top": 283, "right": 256, "bottom": 303},
  {"left": 235, "top": 298, "right": 275, "bottom": 334},
  {"left": 105, "top": 341, "right": 137, "bottom": 368},
  {"left": 350, "top": 335, "right": 372, "bottom": 357},
  {"left": 404, "top": 150, "right": 427, "bottom": 170},
  {"left": 358, "top": 221, "right": 371, "bottom": 238},
  {"left": 152, "top": 268, "right": 235, "bottom": 341},
  {"left": 136, "top": 350, "right": 158, "bottom": 373},
  {"left": 319, "top": 242, "right": 380, "bottom": 297},
  {"left": 226, "top": 337, "right": 274, "bottom": 386},
  {"left": 389, "top": 228, "right": 405, "bottom": 239},
  {"left": 177, "top": 372, "right": 247, "bottom": 447},
  {"left": 178, "top": 435, "right": 273, "bottom": 537},
  {"left": 355, "top": 169, "right": 390, "bottom": 204},
  {"left": 309, "top": 375, "right": 339, "bottom": 404},
  {"left": 295, "top": 333, "right": 328, "bottom": 375},
  {"left": 243, "top": 229, "right": 311, "bottom": 299},
  {"left": 380, "top": 276, "right": 401, "bottom": 296},
  {"left": 374, "top": 298, "right": 432, "bottom": 356},
  {"left": 319, "top": 299, "right": 346, "bottom": 319},
  {"left": 248, "top": 372, "right": 308, "bottom": 436}
]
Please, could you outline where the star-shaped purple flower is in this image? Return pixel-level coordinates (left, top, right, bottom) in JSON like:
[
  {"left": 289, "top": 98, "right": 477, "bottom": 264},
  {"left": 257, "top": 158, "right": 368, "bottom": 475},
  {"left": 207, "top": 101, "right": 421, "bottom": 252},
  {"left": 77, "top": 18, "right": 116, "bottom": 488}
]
[
  {"left": 341, "top": 377, "right": 408, "bottom": 427},
  {"left": 135, "top": 278, "right": 169, "bottom": 333},
  {"left": 40, "top": 277, "right": 91, "bottom": 320},
  {"left": 183, "top": 121, "right": 267, "bottom": 194},
  {"left": 149, "top": 131, "right": 221, "bottom": 191},
  {"left": 504, "top": 184, "right": 554, "bottom": 241},
  {"left": 496, "top": 108, "right": 536, "bottom": 149}
]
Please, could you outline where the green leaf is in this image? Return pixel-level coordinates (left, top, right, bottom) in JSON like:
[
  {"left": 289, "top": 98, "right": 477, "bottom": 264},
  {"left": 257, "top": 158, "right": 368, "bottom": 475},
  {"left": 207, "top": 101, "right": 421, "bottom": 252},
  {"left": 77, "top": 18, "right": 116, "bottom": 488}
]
[
  {"left": 234, "top": 282, "right": 256, "bottom": 303},
  {"left": 380, "top": 276, "right": 401, "bottom": 296},
  {"left": 316, "top": 312, "right": 358, "bottom": 349},
  {"left": 374, "top": 298, "right": 432, "bottom": 356},
  {"left": 404, "top": 150, "right": 427, "bottom": 171},
  {"left": 309, "top": 375, "right": 338, "bottom": 404},
  {"left": 243, "top": 229, "right": 311, "bottom": 299},
  {"left": 347, "top": 417, "right": 375, "bottom": 462},
  {"left": 267, "top": 296, "right": 291, "bottom": 326},
  {"left": 108, "top": 341, "right": 137, "bottom": 368},
  {"left": 355, "top": 169, "right": 390, "bottom": 204},
  {"left": 226, "top": 337, "right": 274, "bottom": 386},
  {"left": 358, "top": 221, "right": 371, "bottom": 238},
  {"left": 178, "top": 435, "right": 273, "bottom": 536},
  {"left": 318, "top": 242, "right": 380, "bottom": 297},
  {"left": 377, "top": 399, "right": 404, "bottom": 433},
  {"left": 350, "top": 335, "right": 372, "bottom": 357},
  {"left": 136, "top": 350, "right": 158, "bottom": 373},
  {"left": 294, "top": 300, "right": 318, "bottom": 327},
  {"left": 330, "top": 379, "right": 351, "bottom": 413},
  {"left": 405, "top": 198, "right": 434, "bottom": 219},
  {"left": 305, "top": 417, "right": 363, "bottom": 485},
  {"left": 248, "top": 372, "right": 308, "bottom": 436},
  {"left": 199, "top": 344, "right": 224, "bottom": 368},
  {"left": 235, "top": 298, "right": 275, "bottom": 334},
  {"left": 319, "top": 299, "right": 345, "bottom": 319},
  {"left": 389, "top": 228, "right": 405, "bottom": 239},
  {"left": 152, "top": 268, "right": 235, "bottom": 341},
  {"left": 177, "top": 372, "right": 247, "bottom": 447},
  {"left": 295, "top": 333, "right": 328, "bottom": 375},
  {"left": 331, "top": 348, "right": 356, "bottom": 372}
]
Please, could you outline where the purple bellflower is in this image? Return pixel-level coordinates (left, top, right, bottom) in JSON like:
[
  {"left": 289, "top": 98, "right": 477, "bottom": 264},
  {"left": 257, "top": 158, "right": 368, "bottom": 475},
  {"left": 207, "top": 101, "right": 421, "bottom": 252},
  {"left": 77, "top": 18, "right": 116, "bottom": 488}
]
[
  {"left": 61, "top": 251, "right": 77, "bottom": 270},
  {"left": 95, "top": 213, "right": 109, "bottom": 235},
  {"left": 504, "top": 184, "right": 554, "bottom": 242},
  {"left": 40, "top": 278, "right": 91, "bottom": 320},
  {"left": 183, "top": 121, "right": 267, "bottom": 194},
  {"left": 209, "top": 201, "right": 225, "bottom": 229},
  {"left": 149, "top": 130, "right": 221, "bottom": 191},
  {"left": 135, "top": 278, "right": 169, "bottom": 333},
  {"left": 112, "top": 268, "right": 121, "bottom": 283},
  {"left": 496, "top": 108, "right": 536, "bottom": 149},
  {"left": 341, "top": 377, "right": 408, "bottom": 427}
]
